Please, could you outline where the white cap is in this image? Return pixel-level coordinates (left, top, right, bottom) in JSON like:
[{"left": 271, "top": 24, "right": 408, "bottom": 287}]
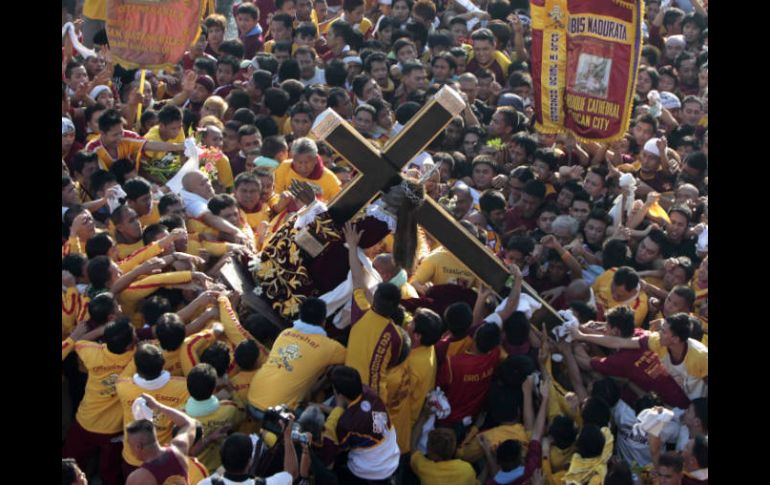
[
  {"left": 643, "top": 138, "right": 661, "bottom": 157},
  {"left": 89, "top": 85, "right": 111, "bottom": 101},
  {"left": 665, "top": 35, "right": 685, "bottom": 48},
  {"left": 659, "top": 91, "right": 681, "bottom": 110}
]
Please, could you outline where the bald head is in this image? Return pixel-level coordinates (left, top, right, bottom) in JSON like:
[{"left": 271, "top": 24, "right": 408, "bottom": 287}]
[
  {"left": 564, "top": 279, "right": 592, "bottom": 305},
  {"left": 182, "top": 171, "right": 215, "bottom": 200},
  {"left": 373, "top": 253, "right": 399, "bottom": 282}
]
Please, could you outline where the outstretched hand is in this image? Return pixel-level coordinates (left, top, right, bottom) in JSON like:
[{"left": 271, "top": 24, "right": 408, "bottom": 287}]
[{"left": 343, "top": 221, "right": 363, "bottom": 249}]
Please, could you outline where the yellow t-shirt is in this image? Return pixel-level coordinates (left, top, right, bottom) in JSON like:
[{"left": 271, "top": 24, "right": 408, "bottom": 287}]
[
  {"left": 240, "top": 206, "right": 272, "bottom": 233},
  {"left": 194, "top": 401, "right": 246, "bottom": 472},
  {"left": 75, "top": 342, "right": 135, "bottom": 434},
  {"left": 117, "top": 271, "right": 193, "bottom": 327},
  {"left": 273, "top": 160, "right": 342, "bottom": 202},
  {"left": 410, "top": 452, "right": 479, "bottom": 485},
  {"left": 645, "top": 332, "right": 708, "bottom": 399},
  {"left": 407, "top": 345, "right": 437, "bottom": 426},
  {"left": 138, "top": 203, "right": 161, "bottom": 227},
  {"left": 83, "top": 0, "right": 107, "bottom": 21},
  {"left": 457, "top": 423, "right": 529, "bottom": 463},
  {"left": 186, "top": 457, "right": 209, "bottom": 485},
  {"left": 345, "top": 289, "right": 405, "bottom": 404},
  {"left": 62, "top": 287, "right": 89, "bottom": 340},
  {"left": 90, "top": 137, "right": 146, "bottom": 171},
  {"left": 411, "top": 248, "right": 478, "bottom": 288},
  {"left": 116, "top": 375, "right": 189, "bottom": 466},
  {"left": 320, "top": 15, "right": 373, "bottom": 36},
  {"left": 385, "top": 358, "right": 413, "bottom": 453},
  {"left": 143, "top": 125, "right": 184, "bottom": 161},
  {"left": 247, "top": 326, "right": 347, "bottom": 410},
  {"left": 117, "top": 240, "right": 145, "bottom": 260},
  {"left": 122, "top": 342, "right": 184, "bottom": 378},
  {"left": 592, "top": 268, "right": 650, "bottom": 327}
]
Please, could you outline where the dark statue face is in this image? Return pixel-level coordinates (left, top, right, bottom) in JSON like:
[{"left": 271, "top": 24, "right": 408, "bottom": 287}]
[{"left": 382, "top": 184, "right": 407, "bottom": 209}]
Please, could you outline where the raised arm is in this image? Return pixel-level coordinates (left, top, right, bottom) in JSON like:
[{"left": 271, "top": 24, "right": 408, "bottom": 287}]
[
  {"left": 541, "top": 235, "right": 584, "bottom": 281},
  {"left": 343, "top": 222, "right": 367, "bottom": 292},
  {"left": 140, "top": 393, "right": 200, "bottom": 455}
]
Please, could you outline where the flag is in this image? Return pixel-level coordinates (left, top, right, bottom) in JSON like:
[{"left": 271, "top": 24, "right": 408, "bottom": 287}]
[{"left": 531, "top": 0, "right": 643, "bottom": 143}]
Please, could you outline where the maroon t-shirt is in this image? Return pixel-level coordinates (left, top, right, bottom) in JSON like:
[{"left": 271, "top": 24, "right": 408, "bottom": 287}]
[
  {"left": 504, "top": 205, "right": 538, "bottom": 234},
  {"left": 590, "top": 347, "right": 690, "bottom": 409},
  {"left": 437, "top": 346, "right": 501, "bottom": 425}
]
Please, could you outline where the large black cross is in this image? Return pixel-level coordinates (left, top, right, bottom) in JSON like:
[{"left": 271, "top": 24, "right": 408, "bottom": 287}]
[{"left": 222, "top": 86, "right": 562, "bottom": 326}]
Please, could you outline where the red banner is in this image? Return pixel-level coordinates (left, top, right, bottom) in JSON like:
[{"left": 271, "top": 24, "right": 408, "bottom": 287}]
[
  {"left": 106, "top": 0, "right": 206, "bottom": 70},
  {"left": 531, "top": 0, "right": 643, "bottom": 143}
]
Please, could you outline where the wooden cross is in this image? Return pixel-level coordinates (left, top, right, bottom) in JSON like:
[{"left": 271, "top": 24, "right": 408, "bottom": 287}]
[{"left": 222, "top": 86, "right": 563, "bottom": 326}]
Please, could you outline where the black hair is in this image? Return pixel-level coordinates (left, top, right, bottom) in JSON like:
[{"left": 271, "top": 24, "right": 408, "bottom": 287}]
[
  {"left": 110, "top": 158, "right": 137, "bottom": 186},
  {"left": 234, "top": 340, "right": 260, "bottom": 371},
  {"left": 581, "top": 397, "right": 611, "bottom": 428},
  {"left": 86, "top": 257, "right": 114, "bottom": 292},
  {"left": 208, "top": 194, "right": 238, "bottom": 216},
  {"left": 242, "top": 314, "right": 282, "bottom": 346},
  {"left": 602, "top": 239, "right": 630, "bottom": 269},
  {"left": 612, "top": 266, "right": 639, "bottom": 292},
  {"left": 263, "top": 87, "right": 291, "bottom": 116},
  {"left": 372, "top": 282, "right": 402, "bottom": 319},
  {"left": 496, "top": 439, "right": 522, "bottom": 471},
  {"left": 155, "top": 313, "right": 186, "bottom": 351},
  {"left": 502, "top": 311, "right": 530, "bottom": 346},
  {"left": 443, "top": 302, "right": 473, "bottom": 337},
  {"left": 62, "top": 253, "right": 87, "bottom": 279},
  {"left": 85, "top": 233, "right": 113, "bottom": 259},
  {"left": 104, "top": 316, "right": 135, "bottom": 354},
  {"left": 395, "top": 101, "right": 421, "bottom": 124},
  {"left": 549, "top": 415, "right": 578, "bottom": 449},
  {"left": 98, "top": 108, "right": 123, "bottom": 133},
  {"left": 413, "top": 308, "right": 444, "bottom": 346},
  {"left": 591, "top": 378, "right": 621, "bottom": 408},
  {"left": 475, "top": 323, "right": 501, "bottom": 353},
  {"left": 135, "top": 343, "right": 165, "bottom": 380},
  {"left": 91, "top": 169, "right": 117, "bottom": 196},
  {"left": 479, "top": 189, "right": 507, "bottom": 214},
  {"left": 254, "top": 115, "right": 279, "bottom": 138},
  {"left": 158, "top": 193, "right": 183, "bottom": 216},
  {"left": 606, "top": 305, "right": 635, "bottom": 338},
  {"left": 692, "top": 434, "right": 708, "bottom": 468},
  {"left": 220, "top": 433, "right": 253, "bottom": 472},
  {"left": 505, "top": 235, "right": 535, "bottom": 256},
  {"left": 187, "top": 363, "right": 217, "bottom": 400},
  {"left": 140, "top": 295, "right": 172, "bottom": 327},
  {"left": 299, "top": 297, "right": 327, "bottom": 325},
  {"left": 278, "top": 58, "right": 301, "bottom": 82},
  {"left": 665, "top": 312, "right": 692, "bottom": 342},
  {"left": 62, "top": 458, "right": 79, "bottom": 485},
  {"left": 331, "top": 365, "right": 363, "bottom": 400},
  {"left": 522, "top": 179, "right": 546, "bottom": 199},
  {"left": 576, "top": 424, "right": 606, "bottom": 459},
  {"left": 201, "top": 341, "right": 231, "bottom": 377}
]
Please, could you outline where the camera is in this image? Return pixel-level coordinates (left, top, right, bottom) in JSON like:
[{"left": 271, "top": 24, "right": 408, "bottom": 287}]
[
  {"left": 291, "top": 423, "right": 310, "bottom": 445},
  {"left": 262, "top": 404, "right": 293, "bottom": 435}
]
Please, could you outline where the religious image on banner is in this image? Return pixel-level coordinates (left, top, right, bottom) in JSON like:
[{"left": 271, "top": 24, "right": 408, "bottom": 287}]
[{"left": 573, "top": 52, "right": 612, "bottom": 99}]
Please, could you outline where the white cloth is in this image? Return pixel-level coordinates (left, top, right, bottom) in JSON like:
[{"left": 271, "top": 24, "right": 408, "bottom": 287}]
[
  {"left": 294, "top": 200, "right": 328, "bottom": 230},
  {"left": 609, "top": 173, "right": 637, "bottom": 226},
  {"left": 131, "top": 397, "right": 155, "bottom": 421},
  {"left": 347, "top": 426, "right": 400, "bottom": 480},
  {"left": 552, "top": 309, "right": 580, "bottom": 342},
  {"left": 365, "top": 200, "right": 397, "bottom": 232},
  {"left": 643, "top": 138, "right": 661, "bottom": 157},
  {"left": 197, "top": 471, "right": 293, "bottom": 485},
  {"left": 301, "top": 67, "right": 326, "bottom": 87},
  {"left": 634, "top": 408, "right": 675, "bottom": 438},
  {"left": 407, "top": 152, "right": 433, "bottom": 170},
  {"left": 62, "top": 22, "right": 97, "bottom": 59},
  {"left": 181, "top": 189, "right": 210, "bottom": 218},
  {"left": 166, "top": 139, "right": 202, "bottom": 194},
  {"left": 319, "top": 247, "right": 382, "bottom": 329},
  {"left": 493, "top": 293, "right": 543, "bottom": 320},
  {"left": 133, "top": 370, "right": 171, "bottom": 391},
  {"left": 89, "top": 85, "right": 111, "bottom": 101}
]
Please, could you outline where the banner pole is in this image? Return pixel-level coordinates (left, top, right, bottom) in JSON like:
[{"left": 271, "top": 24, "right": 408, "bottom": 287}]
[{"left": 136, "top": 68, "right": 146, "bottom": 131}]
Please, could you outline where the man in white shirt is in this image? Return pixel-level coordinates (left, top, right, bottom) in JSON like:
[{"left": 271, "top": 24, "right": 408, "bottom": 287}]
[
  {"left": 197, "top": 432, "right": 297, "bottom": 485},
  {"left": 180, "top": 171, "right": 250, "bottom": 245},
  {"left": 296, "top": 47, "right": 326, "bottom": 87}
]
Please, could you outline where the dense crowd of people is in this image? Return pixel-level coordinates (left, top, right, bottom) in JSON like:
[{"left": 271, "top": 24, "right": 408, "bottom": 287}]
[{"left": 62, "top": 0, "right": 708, "bottom": 483}]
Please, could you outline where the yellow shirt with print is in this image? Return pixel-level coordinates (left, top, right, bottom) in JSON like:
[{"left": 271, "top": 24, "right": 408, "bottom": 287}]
[
  {"left": 273, "top": 160, "right": 342, "bottom": 202},
  {"left": 195, "top": 401, "right": 246, "bottom": 472},
  {"left": 247, "top": 325, "right": 347, "bottom": 410},
  {"left": 116, "top": 375, "right": 189, "bottom": 466},
  {"left": 411, "top": 248, "right": 478, "bottom": 288},
  {"left": 74, "top": 341, "right": 135, "bottom": 434},
  {"left": 592, "top": 268, "right": 650, "bottom": 327}
]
